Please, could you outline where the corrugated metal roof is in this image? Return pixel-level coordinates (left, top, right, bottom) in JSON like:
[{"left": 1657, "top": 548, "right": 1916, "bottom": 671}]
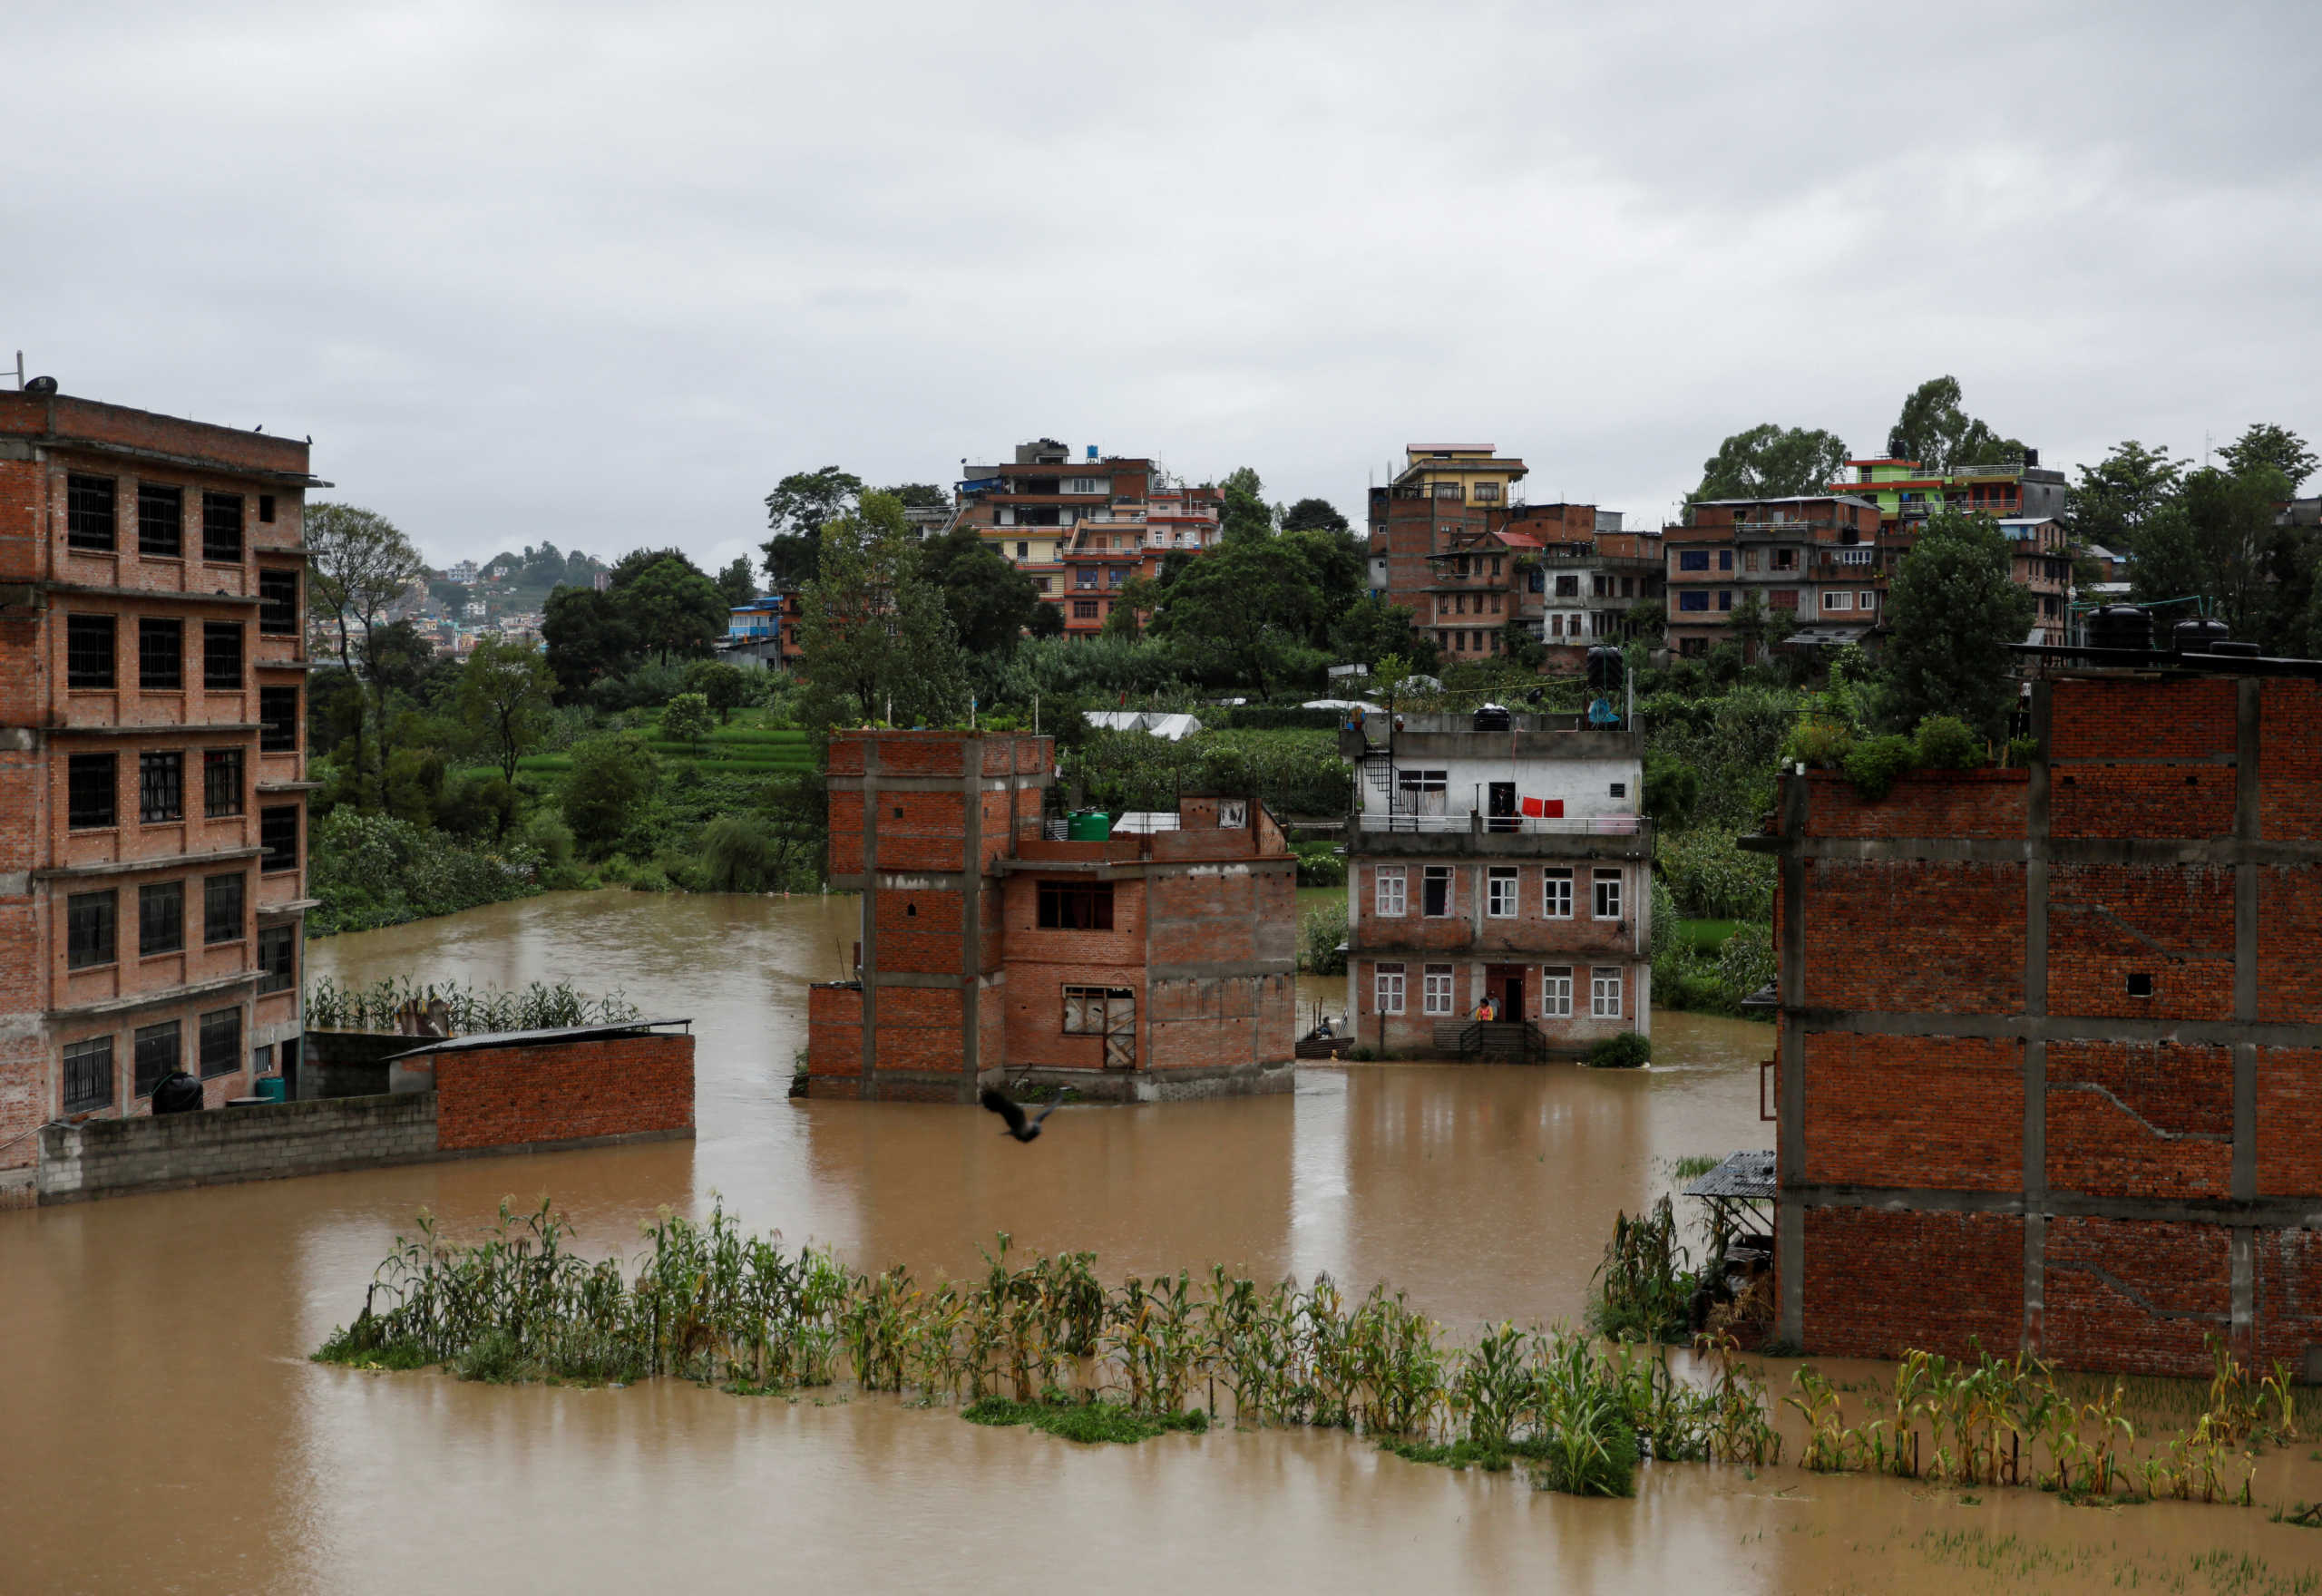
[
  {"left": 385, "top": 1020, "right": 692, "bottom": 1060},
  {"left": 1683, "top": 1150, "right": 1775, "bottom": 1201}
]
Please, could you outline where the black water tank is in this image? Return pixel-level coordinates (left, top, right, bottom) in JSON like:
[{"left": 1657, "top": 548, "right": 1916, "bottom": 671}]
[
  {"left": 2088, "top": 604, "right": 2151, "bottom": 652},
  {"left": 151, "top": 1072, "right": 204, "bottom": 1114},
  {"left": 1471, "top": 702, "right": 1512, "bottom": 732},
  {"left": 2174, "top": 618, "right": 2232, "bottom": 656},
  {"left": 1585, "top": 646, "right": 1624, "bottom": 691}
]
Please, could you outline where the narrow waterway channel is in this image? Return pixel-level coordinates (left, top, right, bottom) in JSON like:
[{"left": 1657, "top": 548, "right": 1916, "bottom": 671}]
[{"left": 2, "top": 890, "right": 2309, "bottom": 1594}]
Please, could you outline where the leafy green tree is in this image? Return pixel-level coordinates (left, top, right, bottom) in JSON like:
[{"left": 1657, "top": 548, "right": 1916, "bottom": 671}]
[
  {"left": 2217, "top": 423, "right": 2316, "bottom": 496},
  {"left": 1879, "top": 509, "right": 2036, "bottom": 737},
  {"left": 2131, "top": 463, "right": 2297, "bottom": 643},
  {"left": 1497, "top": 618, "right": 1546, "bottom": 669},
  {"left": 307, "top": 501, "right": 427, "bottom": 810},
  {"left": 660, "top": 691, "right": 715, "bottom": 749},
  {"left": 715, "top": 556, "right": 758, "bottom": 608},
  {"left": 542, "top": 586, "right": 636, "bottom": 702},
  {"left": 1103, "top": 574, "right": 1158, "bottom": 638},
  {"left": 1026, "top": 600, "right": 1065, "bottom": 639},
  {"left": 2066, "top": 440, "right": 2185, "bottom": 552},
  {"left": 1886, "top": 375, "right": 2022, "bottom": 472},
  {"left": 1281, "top": 497, "right": 1351, "bottom": 536},
  {"left": 914, "top": 525, "right": 1041, "bottom": 654},
  {"left": 762, "top": 465, "right": 864, "bottom": 588},
  {"left": 1279, "top": 525, "right": 1366, "bottom": 639},
  {"left": 561, "top": 731, "right": 659, "bottom": 860},
  {"left": 1690, "top": 424, "right": 1850, "bottom": 505},
  {"left": 456, "top": 635, "right": 557, "bottom": 801},
  {"left": 795, "top": 491, "right": 969, "bottom": 730},
  {"left": 1217, "top": 466, "right": 1275, "bottom": 542},
  {"left": 876, "top": 482, "right": 951, "bottom": 511},
  {"left": 1642, "top": 751, "right": 1699, "bottom": 833},
  {"left": 1726, "top": 589, "right": 1779, "bottom": 663},
  {"left": 1150, "top": 539, "right": 1328, "bottom": 696},
  {"left": 1329, "top": 595, "right": 1439, "bottom": 673},
  {"left": 685, "top": 659, "right": 753, "bottom": 723},
  {"left": 616, "top": 554, "right": 728, "bottom": 664}
]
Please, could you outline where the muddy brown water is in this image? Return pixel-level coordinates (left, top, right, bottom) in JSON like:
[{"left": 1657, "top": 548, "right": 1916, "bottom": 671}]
[{"left": 4, "top": 890, "right": 2314, "bottom": 1594}]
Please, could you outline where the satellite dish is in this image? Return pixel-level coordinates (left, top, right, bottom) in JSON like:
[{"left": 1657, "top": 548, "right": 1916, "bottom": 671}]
[{"left": 24, "top": 375, "right": 58, "bottom": 394}]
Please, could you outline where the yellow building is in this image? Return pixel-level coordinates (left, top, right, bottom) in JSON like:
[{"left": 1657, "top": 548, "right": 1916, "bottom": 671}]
[{"left": 1390, "top": 444, "right": 1529, "bottom": 507}]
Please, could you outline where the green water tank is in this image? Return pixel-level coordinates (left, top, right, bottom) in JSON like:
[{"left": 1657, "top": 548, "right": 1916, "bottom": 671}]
[
  {"left": 1067, "top": 810, "right": 1113, "bottom": 842},
  {"left": 253, "top": 1075, "right": 287, "bottom": 1103}
]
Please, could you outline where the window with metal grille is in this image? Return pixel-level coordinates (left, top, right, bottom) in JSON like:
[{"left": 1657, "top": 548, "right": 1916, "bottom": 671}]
[
  {"left": 258, "top": 924, "right": 296, "bottom": 994},
  {"left": 203, "top": 873, "right": 244, "bottom": 945},
  {"left": 68, "top": 754, "right": 117, "bottom": 830},
  {"left": 1542, "top": 968, "right": 1573, "bottom": 1018},
  {"left": 1036, "top": 880, "right": 1113, "bottom": 929},
  {"left": 1071, "top": 598, "right": 1098, "bottom": 618},
  {"left": 204, "top": 748, "right": 244, "bottom": 816},
  {"left": 138, "top": 881, "right": 184, "bottom": 957},
  {"left": 63, "top": 1036, "right": 114, "bottom": 1114},
  {"left": 199, "top": 1007, "right": 241, "bottom": 1078},
  {"left": 139, "top": 618, "right": 183, "bottom": 689},
  {"left": 203, "top": 622, "right": 243, "bottom": 690},
  {"left": 67, "top": 890, "right": 116, "bottom": 969},
  {"left": 1422, "top": 964, "right": 1454, "bottom": 1016},
  {"left": 67, "top": 613, "right": 115, "bottom": 687},
  {"left": 138, "top": 751, "right": 184, "bottom": 822},
  {"left": 139, "top": 483, "right": 183, "bottom": 557},
  {"left": 201, "top": 492, "right": 244, "bottom": 562},
  {"left": 258, "top": 569, "right": 298, "bottom": 634},
  {"left": 260, "top": 805, "right": 298, "bottom": 872},
  {"left": 134, "top": 1021, "right": 180, "bottom": 1097},
  {"left": 67, "top": 474, "right": 117, "bottom": 551},
  {"left": 1374, "top": 962, "right": 1405, "bottom": 1016},
  {"left": 259, "top": 686, "right": 299, "bottom": 752}
]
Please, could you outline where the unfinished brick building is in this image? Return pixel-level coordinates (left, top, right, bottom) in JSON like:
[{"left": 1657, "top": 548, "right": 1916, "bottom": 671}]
[
  {"left": 1751, "top": 662, "right": 2322, "bottom": 1379},
  {"left": 808, "top": 730, "right": 1299, "bottom": 1102},
  {"left": 2, "top": 387, "right": 319, "bottom": 1201}
]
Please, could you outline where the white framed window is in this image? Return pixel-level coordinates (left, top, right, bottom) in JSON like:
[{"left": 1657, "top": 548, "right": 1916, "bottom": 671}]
[
  {"left": 1858, "top": 590, "right": 1876, "bottom": 610},
  {"left": 1375, "top": 963, "right": 1406, "bottom": 1017},
  {"left": 1591, "top": 968, "right": 1623, "bottom": 1018},
  {"left": 1422, "top": 964, "right": 1454, "bottom": 1016},
  {"left": 1822, "top": 590, "right": 1853, "bottom": 611},
  {"left": 1542, "top": 968, "right": 1573, "bottom": 1018},
  {"left": 1487, "top": 868, "right": 1518, "bottom": 919},
  {"left": 1543, "top": 870, "right": 1573, "bottom": 919},
  {"left": 1395, "top": 769, "right": 1449, "bottom": 815},
  {"left": 1374, "top": 867, "right": 1406, "bottom": 918},
  {"left": 1593, "top": 869, "right": 1623, "bottom": 920},
  {"left": 1422, "top": 866, "right": 1453, "bottom": 918}
]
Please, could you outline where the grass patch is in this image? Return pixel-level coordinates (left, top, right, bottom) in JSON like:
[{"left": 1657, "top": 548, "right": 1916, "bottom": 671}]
[
  {"left": 1381, "top": 1435, "right": 1550, "bottom": 1473},
  {"left": 962, "top": 1396, "right": 1208, "bottom": 1445},
  {"left": 312, "top": 1331, "right": 434, "bottom": 1371},
  {"left": 1675, "top": 919, "right": 1740, "bottom": 954}
]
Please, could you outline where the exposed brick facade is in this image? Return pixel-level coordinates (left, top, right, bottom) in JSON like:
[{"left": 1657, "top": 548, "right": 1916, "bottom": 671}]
[
  {"left": 1757, "top": 668, "right": 2322, "bottom": 1380},
  {"left": 431, "top": 1033, "right": 695, "bottom": 1152}
]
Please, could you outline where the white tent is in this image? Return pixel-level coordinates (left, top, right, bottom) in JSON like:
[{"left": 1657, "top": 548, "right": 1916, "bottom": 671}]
[{"left": 1084, "top": 710, "right": 1204, "bottom": 741}]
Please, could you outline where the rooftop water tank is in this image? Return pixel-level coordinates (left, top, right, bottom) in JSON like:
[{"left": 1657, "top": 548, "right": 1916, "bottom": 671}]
[
  {"left": 1066, "top": 809, "right": 1113, "bottom": 842},
  {"left": 2174, "top": 618, "right": 2231, "bottom": 656},
  {"left": 2088, "top": 604, "right": 2152, "bottom": 652},
  {"left": 1471, "top": 703, "right": 1512, "bottom": 732}
]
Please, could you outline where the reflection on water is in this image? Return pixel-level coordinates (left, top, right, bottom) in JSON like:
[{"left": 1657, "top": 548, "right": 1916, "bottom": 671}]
[{"left": 1, "top": 890, "right": 2305, "bottom": 1593}]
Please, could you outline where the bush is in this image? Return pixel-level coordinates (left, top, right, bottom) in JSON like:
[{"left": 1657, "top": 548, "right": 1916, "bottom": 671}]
[
  {"left": 698, "top": 813, "right": 780, "bottom": 892},
  {"left": 1913, "top": 714, "right": 1985, "bottom": 771},
  {"left": 660, "top": 692, "right": 716, "bottom": 746},
  {"left": 1781, "top": 718, "right": 1855, "bottom": 769},
  {"left": 1843, "top": 733, "right": 1917, "bottom": 801},
  {"left": 307, "top": 808, "right": 542, "bottom": 935},
  {"left": 1657, "top": 828, "right": 1774, "bottom": 921},
  {"left": 562, "top": 732, "right": 660, "bottom": 859},
  {"left": 1586, "top": 1033, "right": 1652, "bottom": 1069},
  {"left": 1292, "top": 841, "right": 1346, "bottom": 887},
  {"left": 1715, "top": 923, "right": 1776, "bottom": 1005},
  {"left": 1301, "top": 898, "right": 1348, "bottom": 976}
]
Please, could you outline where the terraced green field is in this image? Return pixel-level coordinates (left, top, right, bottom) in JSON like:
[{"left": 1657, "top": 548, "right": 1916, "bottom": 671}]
[{"left": 493, "top": 709, "right": 818, "bottom": 783}]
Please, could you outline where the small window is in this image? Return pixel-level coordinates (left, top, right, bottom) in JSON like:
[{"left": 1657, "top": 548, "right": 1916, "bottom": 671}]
[
  {"left": 199, "top": 1007, "right": 242, "bottom": 1078},
  {"left": 1543, "top": 870, "right": 1573, "bottom": 919},
  {"left": 1016, "top": 541, "right": 1029, "bottom": 559},
  {"left": 203, "top": 749, "right": 245, "bottom": 817},
  {"left": 1421, "top": 866, "right": 1453, "bottom": 918},
  {"left": 204, "top": 872, "right": 245, "bottom": 945},
  {"left": 201, "top": 493, "right": 244, "bottom": 562},
  {"left": 203, "top": 622, "right": 244, "bottom": 690},
  {"left": 2127, "top": 972, "right": 2153, "bottom": 998},
  {"left": 68, "top": 754, "right": 118, "bottom": 830},
  {"left": 63, "top": 1036, "right": 114, "bottom": 1114},
  {"left": 1677, "top": 591, "right": 1709, "bottom": 612},
  {"left": 258, "top": 493, "right": 276, "bottom": 524},
  {"left": 138, "top": 483, "right": 184, "bottom": 558},
  {"left": 1717, "top": 589, "right": 1733, "bottom": 611},
  {"left": 259, "top": 686, "right": 299, "bottom": 752},
  {"left": 260, "top": 804, "right": 299, "bottom": 872},
  {"left": 67, "top": 474, "right": 118, "bottom": 551},
  {"left": 1422, "top": 964, "right": 1455, "bottom": 1016},
  {"left": 134, "top": 1021, "right": 180, "bottom": 1097},
  {"left": 67, "top": 890, "right": 117, "bottom": 969},
  {"left": 1677, "top": 550, "right": 1708, "bottom": 571},
  {"left": 1609, "top": 782, "right": 1626, "bottom": 798},
  {"left": 1374, "top": 866, "right": 1407, "bottom": 918},
  {"left": 258, "top": 925, "right": 297, "bottom": 994},
  {"left": 1072, "top": 598, "right": 1098, "bottom": 619},
  {"left": 1859, "top": 590, "right": 1877, "bottom": 610},
  {"left": 1036, "top": 880, "right": 1114, "bottom": 930},
  {"left": 139, "top": 881, "right": 185, "bottom": 958},
  {"left": 1487, "top": 867, "right": 1518, "bottom": 919},
  {"left": 1542, "top": 968, "right": 1574, "bottom": 1018},
  {"left": 1822, "top": 591, "right": 1853, "bottom": 611},
  {"left": 1374, "top": 962, "right": 1406, "bottom": 1017},
  {"left": 1060, "top": 984, "right": 1134, "bottom": 1035},
  {"left": 1590, "top": 968, "right": 1624, "bottom": 1019},
  {"left": 1718, "top": 550, "right": 1733, "bottom": 570},
  {"left": 139, "top": 751, "right": 184, "bottom": 823},
  {"left": 139, "top": 618, "right": 184, "bottom": 689},
  {"left": 258, "top": 569, "right": 299, "bottom": 634},
  {"left": 1594, "top": 870, "right": 1623, "bottom": 921},
  {"left": 1395, "top": 769, "right": 1448, "bottom": 816},
  {"left": 67, "top": 613, "right": 116, "bottom": 688}
]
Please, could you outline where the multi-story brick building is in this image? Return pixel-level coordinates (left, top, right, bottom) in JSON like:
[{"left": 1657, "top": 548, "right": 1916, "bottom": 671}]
[
  {"left": 1, "top": 387, "right": 320, "bottom": 1195},
  {"left": 807, "top": 730, "right": 1297, "bottom": 1101},
  {"left": 1661, "top": 494, "right": 1887, "bottom": 657},
  {"left": 1834, "top": 452, "right": 2069, "bottom": 533},
  {"left": 1748, "top": 655, "right": 2322, "bottom": 1377},
  {"left": 1339, "top": 710, "right": 1651, "bottom": 1059},
  {"left": 1999, "top": 517, "right": 2074, "bottom": 646}
]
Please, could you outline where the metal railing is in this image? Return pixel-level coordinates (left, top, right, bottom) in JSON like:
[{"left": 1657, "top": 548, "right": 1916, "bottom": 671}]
[{"left": 1358, "top": 812, "right": 1644, "bottom": 835}]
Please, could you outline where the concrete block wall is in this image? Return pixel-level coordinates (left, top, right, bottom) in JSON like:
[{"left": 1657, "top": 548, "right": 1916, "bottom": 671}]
[{"left": 36, "top": 1092, "right": 439, "bottom": 1202}]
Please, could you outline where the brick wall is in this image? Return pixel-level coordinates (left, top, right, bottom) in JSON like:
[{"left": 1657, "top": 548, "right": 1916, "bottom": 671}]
[
  {"left": 1801, "top": 1033, "right": 2022, "bottom": 1190},
  {"left": 1802, "top": 1208, "right": 2024, "bottom": 1361},
  {"left": 433, "top": 1033, "right": 694, "bottom": 1152}
]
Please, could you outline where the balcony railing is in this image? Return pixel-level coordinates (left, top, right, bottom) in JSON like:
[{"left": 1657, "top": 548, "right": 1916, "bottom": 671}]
[{"left": 1358, "top": 812, "right": 1644, "bottom": 836}]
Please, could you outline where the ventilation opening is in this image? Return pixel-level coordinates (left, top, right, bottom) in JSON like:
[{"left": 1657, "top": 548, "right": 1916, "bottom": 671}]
[
  {"left": 905, "top": 903, "right": 916, "bottom": 917},
  {"left": 2127, "top": 972, "right": 2154, "bottom": 998},
  {"left": 893, "top": 805, "right": 903, "bottom": 818}
]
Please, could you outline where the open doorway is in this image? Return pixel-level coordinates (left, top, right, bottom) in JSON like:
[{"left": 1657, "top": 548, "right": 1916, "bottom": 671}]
[{"left": 1485, "top": 963, "right": 1527, "bottom": 1022}]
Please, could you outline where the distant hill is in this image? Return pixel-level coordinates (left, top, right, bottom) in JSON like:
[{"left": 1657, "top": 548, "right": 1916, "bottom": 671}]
[{"left": 475, "top": 541, "right": 608, "bottom": 590}]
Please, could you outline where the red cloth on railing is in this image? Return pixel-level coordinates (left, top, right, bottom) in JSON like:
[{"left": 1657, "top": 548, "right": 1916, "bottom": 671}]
[{"left": 1518, "top": 797, "right": 1565, "bottom": 818}]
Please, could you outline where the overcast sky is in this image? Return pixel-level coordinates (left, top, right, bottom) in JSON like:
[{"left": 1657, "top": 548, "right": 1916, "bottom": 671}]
[{"left": 9, "top": 1, "right": 2317, "bottom": 576}]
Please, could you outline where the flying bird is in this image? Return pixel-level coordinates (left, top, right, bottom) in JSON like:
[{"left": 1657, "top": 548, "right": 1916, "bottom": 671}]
[{"left": 980, "top": 1086, "right": 1062, "bottom": 1143}]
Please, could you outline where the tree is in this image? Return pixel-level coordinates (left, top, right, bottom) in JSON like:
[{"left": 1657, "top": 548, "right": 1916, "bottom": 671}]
[
  {"left": 1217, "top": 466, "right": 1274, "bottom": 542},
  {"left": 2217, "top": 423, "right": 2317, "bottom": 497},
  {"left": 876, "top": 482, "right": 951, "bottom": 511},
  {"left": 1498, "top": 618, "right": 1546, "bottom": 669},
  {"left": 1329, "top": 595, "right": 1439, "bottom": 674},
  {"left": 914, "top": 525, "right": 1042, "bottom": 654},
  {"left": 686, "top": 659, "right": 753, "bottom": 723},
  {"left": 2131, "top": 463, "right": 2297, "bottom": 643},
  {"left": 1103, "top": 574, "right": 1159, "bottom": 638},
  {"left": 307, "top": 501, "right": 426, "bottom": 809},
  {"left": 795, "top": 491, "right": 970, "bottom": 730},
  {"left": 1279, "top": 525, "right": 1367, "bottom": 641},
  {"left": 1879, "top": 509, "right": 2036, "bottom": 738},
  {"left": 542, "top": 585, "right": 637, "bottom": 702},
  {"left": 617, "top": 554, "right": 728, "bottom": 664},
  {"left": 455, "top": 636, "right": 556, "bottom": 817},
  {"left": 1726, "top": 589, "right": 1779, "bottom": 664},
  {"left": 1691, "top": 424, "right": 1850, "bottom": 505},
  {"left": 1026, "top": 600, "right": 1065, "bottom": 639},
  {"left": 2067, "top": 440, "right": 2185, "bottom": 552},
  {"left": 1150, "top": 539, "right": 1318, "bottom": 697},
  {"left": 1282, "top": 497, "right": 1351, "bottom": 536},
  {"left": 1886, "top": 375, "right": 2023, "bottom": 472},
  {"left": 660, "top": 691, "right": 715, "bottom": 750},
  {"left": 762, "top": 466, "right": 863, "bottom": 588},
  {"left": 1643, "top": 751, "right": 1699, "bottom": 833},
  {"left": 561, "top": 731, "right": 659, "bottom": 860},
  {"left": 715, "top": 556, "right": 758, "bottom": 608}
]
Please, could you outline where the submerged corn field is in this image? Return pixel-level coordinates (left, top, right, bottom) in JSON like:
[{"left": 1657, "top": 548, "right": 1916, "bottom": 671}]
[{"left": 315, "top": 1199, "right": 2298, "bottom": 1507}]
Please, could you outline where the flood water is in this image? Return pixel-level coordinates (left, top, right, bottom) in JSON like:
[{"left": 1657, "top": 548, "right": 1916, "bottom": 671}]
[{"left": 3, "top": 890, "right": 2313, "bottom": 1594}]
